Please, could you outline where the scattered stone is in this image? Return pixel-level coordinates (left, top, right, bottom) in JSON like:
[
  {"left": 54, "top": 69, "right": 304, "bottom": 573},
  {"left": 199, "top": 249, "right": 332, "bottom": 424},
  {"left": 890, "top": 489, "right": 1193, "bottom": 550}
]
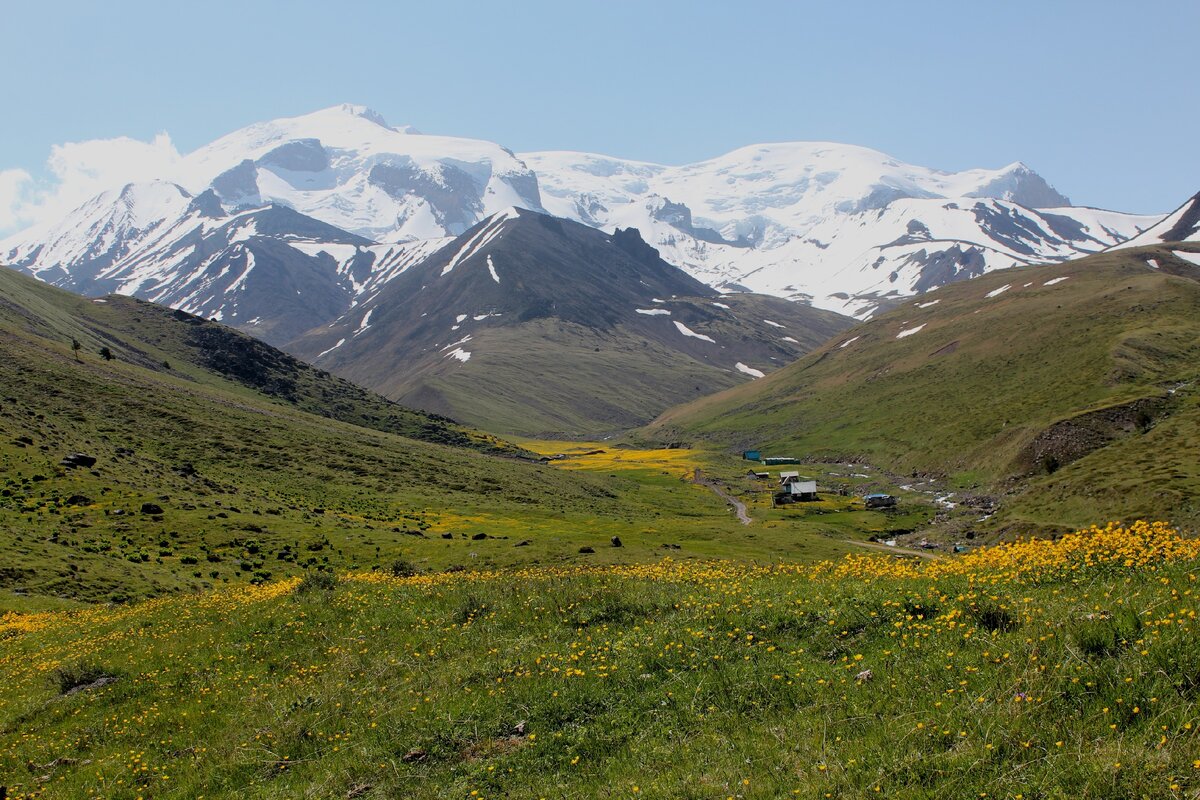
[
  {"left": 140, "top": 503, "right": 164, "bottom": 515},
  {"left": 347, "top": 782, "right": 373, "bottom": 798},
  {"left": 514, "top": 540, "right": 531, "bottom": 547},
  {"left": 660, "top": 543, "right": 681, "bottom": 550},
  {"left": 441, "top": 532, "right": 453, "bottom": 539},
  {"left": 65, "top": 495, "right": 92, "bottom": 507},
  {"left": 471, "top": 533, "right": 488, "bottom": 541},
  {"left": 59, "top": 453, "right": 96, "bottom": 469},
  {"left": 62, "top": 675, "right": 119, "bottom": 696},
  {"left": 401, "top": 748, "right": 427, "bottom": 763},
  {"left": 107, "top": 509, "right": 126, "bottom": 517},
  {"left": 512, "top": 720, "right": 527, "bottom": 736},
  {"left": 578, "top": 546, "right": 595, "bottom": 554},
  {"left": 855, "top": 669, "right": 873, "bottom": 684},
  {"left": 610, "top": 536, "right": 623, "bottom": 548}
]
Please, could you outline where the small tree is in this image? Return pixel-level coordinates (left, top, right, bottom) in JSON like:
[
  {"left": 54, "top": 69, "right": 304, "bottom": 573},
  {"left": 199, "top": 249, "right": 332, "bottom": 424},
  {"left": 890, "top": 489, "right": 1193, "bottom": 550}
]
[
  {"left": 98, "top": 347, "right": 114, "bottom": 361},
  {"left": 71, "top": 339, "right": 81, "bottom": 362}
]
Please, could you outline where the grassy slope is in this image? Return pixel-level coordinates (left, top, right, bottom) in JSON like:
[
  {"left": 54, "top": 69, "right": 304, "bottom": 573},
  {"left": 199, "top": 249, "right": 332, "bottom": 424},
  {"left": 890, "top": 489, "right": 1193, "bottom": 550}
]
[
  {"left": 0, "top": 268, "right": 518, "bottom": 455},
  {"left": 646, "top": 245, "right": 1200, "bottom": 533},
  {"left": 1, "top": 268, "right": 898, "bottom": 604},
  {"left": 315, "top": 297, "right": 849, "bottom": 438},
  {"left": 1, "top": 524, "right": 1196, "bottom": 799}
]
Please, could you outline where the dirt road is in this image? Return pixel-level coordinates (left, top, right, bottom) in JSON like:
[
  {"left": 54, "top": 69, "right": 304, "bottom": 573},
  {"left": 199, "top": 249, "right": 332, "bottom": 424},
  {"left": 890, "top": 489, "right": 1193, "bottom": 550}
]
[{"left": 692, "top": 469, "right": 752, "bottom": 525}]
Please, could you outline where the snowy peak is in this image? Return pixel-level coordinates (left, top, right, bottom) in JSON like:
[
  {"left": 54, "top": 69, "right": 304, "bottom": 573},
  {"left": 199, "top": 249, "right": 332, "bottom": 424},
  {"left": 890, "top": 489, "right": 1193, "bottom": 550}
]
[
  {"left": 174, "top": 104, "right": 544, "bottom": 241},
  {"left": 964, "top": 161, "right": 1071, "bottom": 208}
]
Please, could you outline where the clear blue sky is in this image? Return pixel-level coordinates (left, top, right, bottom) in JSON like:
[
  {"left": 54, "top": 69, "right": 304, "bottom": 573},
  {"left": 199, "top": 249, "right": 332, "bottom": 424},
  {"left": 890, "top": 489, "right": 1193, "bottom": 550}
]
[{"left": 2, "top": 0, "right": 1196, "bottom": 216}]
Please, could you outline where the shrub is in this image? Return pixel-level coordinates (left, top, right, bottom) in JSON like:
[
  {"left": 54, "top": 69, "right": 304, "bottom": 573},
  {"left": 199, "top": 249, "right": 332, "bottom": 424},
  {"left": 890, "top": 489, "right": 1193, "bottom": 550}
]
[
  {"left": 296, "top": 570, "right": 338, "bottom": 595},
  {"left": 390, "top": 557, "right": 419, "bottom": 578}
]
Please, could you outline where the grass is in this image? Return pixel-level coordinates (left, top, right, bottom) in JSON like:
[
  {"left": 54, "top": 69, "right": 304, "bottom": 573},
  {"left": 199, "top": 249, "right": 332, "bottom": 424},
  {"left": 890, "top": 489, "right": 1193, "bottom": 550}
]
[
  {"left": 1, "top": 521, "right": 1197, "bottom": 799},
  {"left": 0, "top": 268, "right": 908, "bottom": 604},
  {"left": 646, "top": 245, "right": 1200, "bottom": 536}
]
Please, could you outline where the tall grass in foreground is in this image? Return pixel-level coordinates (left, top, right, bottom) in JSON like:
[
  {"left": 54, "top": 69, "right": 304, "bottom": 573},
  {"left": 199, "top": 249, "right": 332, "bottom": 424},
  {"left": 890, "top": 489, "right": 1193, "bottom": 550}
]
[{"left": 1, "top": 521, "right": 1198, "bottom": 799}]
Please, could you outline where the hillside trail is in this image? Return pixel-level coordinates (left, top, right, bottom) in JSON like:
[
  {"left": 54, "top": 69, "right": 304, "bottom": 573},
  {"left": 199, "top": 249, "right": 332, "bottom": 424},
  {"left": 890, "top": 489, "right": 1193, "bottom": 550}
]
[
  {"left": 847, "top": 539, "right": 942, "bottom": 560},
  {"left": 692, "top": 468, "right": 752, "bottom": 525}
]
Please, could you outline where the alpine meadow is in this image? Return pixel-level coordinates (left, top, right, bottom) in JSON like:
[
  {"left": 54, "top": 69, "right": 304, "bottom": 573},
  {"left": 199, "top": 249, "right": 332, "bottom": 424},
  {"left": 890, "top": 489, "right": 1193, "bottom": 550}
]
[{"left": 2, "top": 4, "right": 1199, "bottom": 798}]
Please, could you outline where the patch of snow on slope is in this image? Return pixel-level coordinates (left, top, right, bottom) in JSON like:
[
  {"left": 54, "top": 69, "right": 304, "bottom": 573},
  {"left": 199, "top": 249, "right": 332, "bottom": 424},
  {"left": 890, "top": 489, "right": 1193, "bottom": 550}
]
[
  {"left": 486, "top": 254, "right": 500, "bottom": 283},
  {"left": 317, "top": 338, "right": 346, "bottom": 358},
  {"left": 1146, "top": 259, "right": 1159, "bottom": 269},
  {"left": 473, "top": 312, "right": 501, "bottom": 321},
  {"left": 289, "top": 241, "right": 359, "bottom": 263},
  {"left": 441, "top": 335, "right": 473, "bottom": 350},
  {"left": 712, "top": 302, "right": 730, "bottom": 309},
  {"left": 673, "top": 321, "right": 715, "bottom": 342},
  {"left": 1172, "top": 251, "right": 1200, "bottom": 267},
  {"left": 441, "top": 210, "right": 520, "bottom": 276},
  {"left": 636, "top": 308, "right": 671, "bottom": 316},
  {"left": 227, "top": 251, "right": 255, "bottom": 293},
  {"left": 445, "top": 348, "right": 471, "bottom": 362},
  {"left": 896, "top": 324, "right": 925, "bottom": 339},
  {"left": 1043, "top": 276, "right": 1070, "bottom": 286},
  {"left": 354, "top": 308, "right": 374, "bottom": 336},
  {"left": 985, "top": 284, "right": 1011, "bottom": 298},
  {"left": 916, "top": 299, "right": 940, "bottom": 308},
  {"left": 735, "top": 362, "right": 765, "bottom": 378},
  {"left": 763, "top": 319, "right": 785, "bottom": 328},
  {"left": 782, "top": 336, "right": 798, "bottom": 343},
  {"left": 839, "top": 336, "right": 860, "bottom": 348}
]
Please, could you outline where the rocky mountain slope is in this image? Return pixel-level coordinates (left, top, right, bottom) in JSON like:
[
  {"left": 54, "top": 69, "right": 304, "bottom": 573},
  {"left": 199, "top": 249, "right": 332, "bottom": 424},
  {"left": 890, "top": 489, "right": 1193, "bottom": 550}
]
[{"left": 289, "top": 209, "right": 850, "bottom": 435}]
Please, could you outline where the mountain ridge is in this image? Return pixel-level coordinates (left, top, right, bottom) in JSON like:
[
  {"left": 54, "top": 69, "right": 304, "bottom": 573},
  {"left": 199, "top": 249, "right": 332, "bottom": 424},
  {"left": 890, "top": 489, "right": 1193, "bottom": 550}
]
[
  {"left": 2, "top": 104, "right": 1165, "bottom": 330},
  {"left": 288, "top": 208, "right": 851, "bottom": 435}
]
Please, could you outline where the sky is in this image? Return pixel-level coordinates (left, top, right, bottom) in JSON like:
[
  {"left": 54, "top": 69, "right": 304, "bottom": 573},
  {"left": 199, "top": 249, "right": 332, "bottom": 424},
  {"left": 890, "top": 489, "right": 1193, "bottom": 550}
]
[{"left": 1, "top": 0, "right": 1196, "bottom": 234}]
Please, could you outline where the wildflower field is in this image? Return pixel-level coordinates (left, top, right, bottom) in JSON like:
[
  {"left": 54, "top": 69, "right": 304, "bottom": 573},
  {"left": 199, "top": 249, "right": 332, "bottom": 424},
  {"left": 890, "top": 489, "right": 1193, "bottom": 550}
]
[{"left": 2, "top": 521, "right": 1198, "bottom": 799}]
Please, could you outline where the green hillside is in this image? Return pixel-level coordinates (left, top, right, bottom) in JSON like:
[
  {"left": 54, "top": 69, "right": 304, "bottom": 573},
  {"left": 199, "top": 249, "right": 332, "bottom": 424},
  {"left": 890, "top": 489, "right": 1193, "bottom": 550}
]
[
  {"left": 646, "top": 244, "right": 1200, "bottom": 534},
  {"left": 0, "top": 268, "right": 517, "bottom": 454},
  {"left": 0, "top": 267, "right": 881, "bottom": 605}
]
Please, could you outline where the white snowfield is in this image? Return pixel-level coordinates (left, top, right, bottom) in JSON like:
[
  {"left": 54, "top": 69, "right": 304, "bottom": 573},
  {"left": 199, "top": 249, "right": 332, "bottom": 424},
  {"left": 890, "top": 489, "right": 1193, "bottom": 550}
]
[
  {"left": 635, "top": 308, "right": 671, "bottom": 316},
  {"left": 176, "top": 105, "right": 542, "bottom": 242},
  {"left": 896, "top": 324, "right": 926, "bottom": 339}
]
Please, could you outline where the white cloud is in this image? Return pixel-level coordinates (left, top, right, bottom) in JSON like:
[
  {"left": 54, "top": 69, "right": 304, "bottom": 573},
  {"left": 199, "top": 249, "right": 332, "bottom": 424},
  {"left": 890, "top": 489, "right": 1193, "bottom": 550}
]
[
  {"left": 0, "top": 132, "right": 182, "bottom": 237},
  {"left": 0, "top": 169, "right": 36, "bottom": 233}
]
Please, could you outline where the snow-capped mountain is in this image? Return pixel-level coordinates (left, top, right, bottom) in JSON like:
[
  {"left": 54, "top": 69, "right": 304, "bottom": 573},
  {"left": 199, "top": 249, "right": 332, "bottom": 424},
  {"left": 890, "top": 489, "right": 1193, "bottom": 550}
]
[
  {"left": 522, "top": 145, "right": 1158, "bottom": 316},
  {"left": 0, "top": 180, "right": 448, "bottom": 343},
  {"left": 172, "top": 104, "right": 544, "bottom": 241},
  {"left": 0, "top": 104, "right": 1167, "bottom": 334}
]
